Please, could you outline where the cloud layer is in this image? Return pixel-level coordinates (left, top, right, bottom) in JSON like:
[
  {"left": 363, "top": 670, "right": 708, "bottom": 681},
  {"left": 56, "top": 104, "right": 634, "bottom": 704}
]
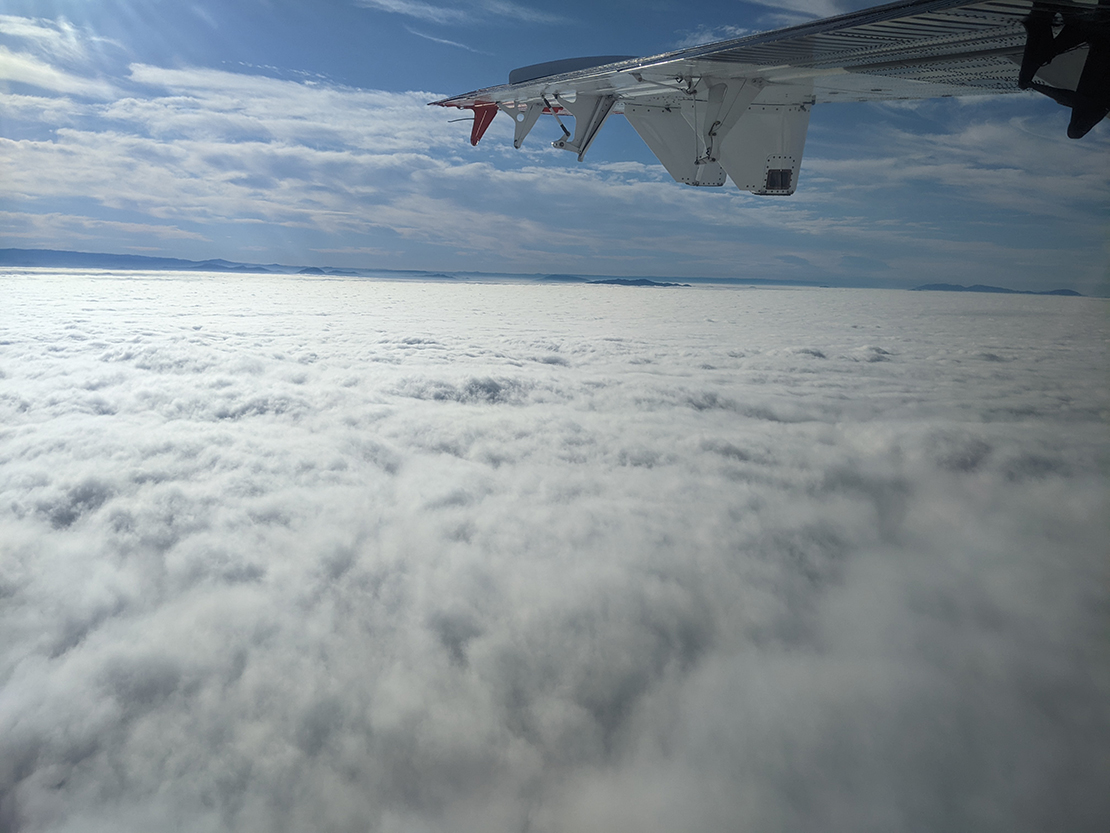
[{"left": 1, "top": 272, "right": 1107, "bottom": 832}]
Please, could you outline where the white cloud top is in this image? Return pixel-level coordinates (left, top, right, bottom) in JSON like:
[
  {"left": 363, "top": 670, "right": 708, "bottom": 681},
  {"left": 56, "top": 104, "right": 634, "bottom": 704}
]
[{"left": 1, "top": 272, "right": 1107, "bottom": 831}]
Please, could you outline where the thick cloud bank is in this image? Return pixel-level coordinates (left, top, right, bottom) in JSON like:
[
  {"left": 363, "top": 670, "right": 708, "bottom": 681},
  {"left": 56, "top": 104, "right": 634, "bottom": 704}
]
[{"left": 1, "top": 272, "right": 1107, "bottom": 832}]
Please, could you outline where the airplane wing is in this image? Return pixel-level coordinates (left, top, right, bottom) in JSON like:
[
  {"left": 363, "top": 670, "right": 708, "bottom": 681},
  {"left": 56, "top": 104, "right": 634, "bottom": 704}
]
[{"left": 430, "top": 0, "right": 1108, "bottom": 195}]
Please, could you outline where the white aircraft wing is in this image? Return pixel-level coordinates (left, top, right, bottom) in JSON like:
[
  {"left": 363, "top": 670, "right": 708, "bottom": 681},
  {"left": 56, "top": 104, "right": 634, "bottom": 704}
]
[{"left": 431, "top": 0, "right": 1108, "bottom": 195}]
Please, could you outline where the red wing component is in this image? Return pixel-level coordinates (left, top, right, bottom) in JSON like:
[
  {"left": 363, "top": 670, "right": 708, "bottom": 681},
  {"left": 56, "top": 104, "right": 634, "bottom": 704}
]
[{"left": 468, "top": 103, "right": 498, "bottom": 146}]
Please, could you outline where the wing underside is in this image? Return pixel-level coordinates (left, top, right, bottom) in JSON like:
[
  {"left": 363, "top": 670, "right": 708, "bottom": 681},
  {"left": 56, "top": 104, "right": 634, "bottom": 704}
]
[{"left": 431, "top": 0, "right": 1108, "bottom": 194}]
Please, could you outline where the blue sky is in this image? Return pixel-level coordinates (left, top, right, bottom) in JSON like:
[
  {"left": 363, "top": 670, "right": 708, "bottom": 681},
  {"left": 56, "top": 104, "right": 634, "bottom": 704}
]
[{"left": 1, "top": 0, "right": 1107, "bottom": 292}]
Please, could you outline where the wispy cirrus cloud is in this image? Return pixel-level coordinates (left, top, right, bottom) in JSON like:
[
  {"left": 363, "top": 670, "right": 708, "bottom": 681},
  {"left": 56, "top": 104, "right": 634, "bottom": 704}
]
[
  {"left": 0, "top": 210, "right": 210, "bottom": 242},
  {"left": 0, "top": 44, "right": 114, "bottom": 97},
  {"left": 806, "top": 116, "right": 1110, "bottom": 221},
  {"left": 0, "top": 14, "right": 90, "bottom": 62},
  {"left": 673, "top": 24, "right": 753, "bottom": 49},
  {"left": 673, "top": 2, "right": 910, "bottom": 52},
  {"left": 745, "top": 0, "right": 857, "bottom": 18},
  {"left": 480, "top": 0, "right": 565, "bottom": 24},
  {"left": 739, "top": 0, "right": 869, "bottom": 28},
  {"left": 354, "top": 0, "right": 470, "bottom": 25},
  {"left": 404, "top": 26, "right": 491, "bottom": 54},
  {"left": 354, "top": 0, "right": 564, "bottom": 26}
]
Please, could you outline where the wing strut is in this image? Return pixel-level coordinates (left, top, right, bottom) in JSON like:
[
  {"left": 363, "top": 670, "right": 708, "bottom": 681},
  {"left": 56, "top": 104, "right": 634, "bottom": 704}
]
[
  {"left": 698, "top": 79, "right": 764, "bottom": 164},
  {"left": 551, "top": 94, "right": 617, "bottom": 161},
  {"left": 499, "top": 102, "right": 545, "bottom": 148}
]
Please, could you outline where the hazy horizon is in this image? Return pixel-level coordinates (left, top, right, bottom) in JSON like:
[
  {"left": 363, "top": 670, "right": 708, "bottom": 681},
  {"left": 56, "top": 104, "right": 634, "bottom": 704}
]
[{"left": 0, "top": 256, "right": 1097, "bottom": 297}]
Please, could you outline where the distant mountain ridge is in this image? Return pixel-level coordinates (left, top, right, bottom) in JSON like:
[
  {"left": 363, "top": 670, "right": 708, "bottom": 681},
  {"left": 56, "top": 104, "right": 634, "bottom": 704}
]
[
  {"left": 0, "top": 249, "right": 813, "bottom": 287},
  {"left": 0, "top": 249, "right": 450, "bottom": 279},
  {"left": 0, "top": 249, "right": 1084, "bottom": 295},
  {"left": 0, "top": 248, "right": 282, "bottom": 273},
  {"left": 589, "top": 278, "right": 691, "bottom": 287},
  {"left": 912, "top": 283, "right": 1081, "bottom": 296}
]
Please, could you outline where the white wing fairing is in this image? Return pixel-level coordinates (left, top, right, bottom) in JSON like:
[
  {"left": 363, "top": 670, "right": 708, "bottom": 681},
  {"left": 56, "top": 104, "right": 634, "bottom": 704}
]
[{"left": 431, "top": 0, "right": 1108, "bottom": 195}]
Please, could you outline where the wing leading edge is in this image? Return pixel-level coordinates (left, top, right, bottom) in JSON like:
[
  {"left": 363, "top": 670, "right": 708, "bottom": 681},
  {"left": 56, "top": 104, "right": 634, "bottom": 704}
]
[{"left": 431, "top": 0, "right": 1108, "bottom": 195}]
